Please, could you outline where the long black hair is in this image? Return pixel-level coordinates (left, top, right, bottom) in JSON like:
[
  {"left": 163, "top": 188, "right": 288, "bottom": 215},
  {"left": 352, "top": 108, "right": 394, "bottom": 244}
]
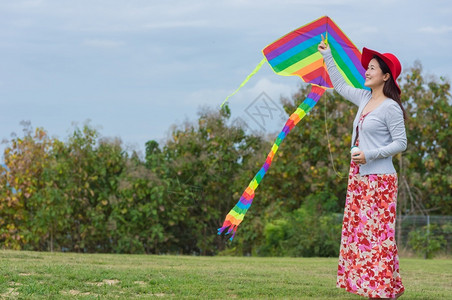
[{"left": 373, "top": 55, "right": 407, "bottom": 120}]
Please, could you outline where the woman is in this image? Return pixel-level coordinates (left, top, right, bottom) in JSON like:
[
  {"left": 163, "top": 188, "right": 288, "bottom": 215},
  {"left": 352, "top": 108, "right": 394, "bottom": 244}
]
[{"left": 318, "top": 36, "right": 407, "bottom": 299}]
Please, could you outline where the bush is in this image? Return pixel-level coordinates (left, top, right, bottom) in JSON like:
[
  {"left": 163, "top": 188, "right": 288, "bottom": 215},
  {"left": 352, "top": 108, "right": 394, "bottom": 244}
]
[
  {"left": 408, "top": 224, "right": 446, "bottom": 259},
  {"left": 258, "top": 206, "right": 342, "bottom": 257}
]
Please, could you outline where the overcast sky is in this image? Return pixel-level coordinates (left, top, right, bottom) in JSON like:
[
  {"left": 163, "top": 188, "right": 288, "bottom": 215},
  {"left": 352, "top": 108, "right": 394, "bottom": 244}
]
[{"left": 1, "top": 0, "right": 451, "bottom": 157}]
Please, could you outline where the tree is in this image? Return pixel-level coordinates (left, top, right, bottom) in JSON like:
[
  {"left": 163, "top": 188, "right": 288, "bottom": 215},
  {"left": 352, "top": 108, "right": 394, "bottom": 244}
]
[
  {"left": 60, "top": 124, "right": 126, "bottom": 252},
  {"left": 0, "top": 123, "right": 54, "bottom": 249},
  {"left": 26, "top": 138, "right": 72, "bottom": 252},
  {"left": 1, "top": 61, "right": 449, "bottom": 256},
  {"left": 111, "top": 150, "right": 169, "bottom": 254},
  {"left": 396, "top": 62, "right": 451, "bottom": 216},
  {"left": 156, "top": 105, "right": 267, "bottom": 255},
  {"left": 259, "top": 86, "right": 355, "bottom": 213}
]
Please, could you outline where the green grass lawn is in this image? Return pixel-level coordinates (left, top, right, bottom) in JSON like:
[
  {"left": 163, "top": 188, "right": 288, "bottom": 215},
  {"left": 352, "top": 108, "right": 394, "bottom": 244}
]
[{"left": 0, "top": 250, "right": 450, "bottom": 299}]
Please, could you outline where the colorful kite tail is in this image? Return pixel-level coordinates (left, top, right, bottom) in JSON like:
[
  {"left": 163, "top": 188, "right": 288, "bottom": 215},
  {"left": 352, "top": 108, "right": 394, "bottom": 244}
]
[
  {"left": 220, "top": 58, "right": 266, "bottom": 108},
  {"left": 218, "top": 85, "right": 327, "bottom": 240}
]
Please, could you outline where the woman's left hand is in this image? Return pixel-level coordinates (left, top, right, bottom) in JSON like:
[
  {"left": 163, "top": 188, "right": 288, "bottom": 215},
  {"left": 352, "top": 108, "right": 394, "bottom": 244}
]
[{"left": 351, "top": 151, "right": 367, "bottom": 164}]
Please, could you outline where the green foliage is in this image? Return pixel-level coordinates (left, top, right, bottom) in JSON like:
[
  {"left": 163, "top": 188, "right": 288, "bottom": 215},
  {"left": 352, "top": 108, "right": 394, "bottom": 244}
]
[
  {"left": 0, "top": 62, "right": 451, "bottom": 256},
  {"left": 156, "top": 105, "right": 267, "bottom": 254},
  {"left": 257, "top": 86, "right": 355, "bottom": 214},
  {"left": 0, "top": 124, "right": 54, "bottom": 250},
  {"left": 408, "top": 224, "right": 446, "bottom": 259},
  {"left": 57, "top": 124, "right": 126, "bottom": 253},
  {"left": 0, "top": 122, "right": 127, "bottom": 252},
  {"left": 397, "top": 62, "right": 452, "bottom": 215},
  {"left": 112, "top": 155, "right": 170, "bottom": 254},
  {"left": 258, "top": 199, "right": 342, "bottom": 257}
]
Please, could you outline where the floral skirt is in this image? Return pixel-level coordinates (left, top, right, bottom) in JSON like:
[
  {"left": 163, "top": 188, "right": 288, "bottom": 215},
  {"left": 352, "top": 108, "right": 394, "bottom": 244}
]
[{"left": 337, "top": 161, "right": 404, "bottom": 298}]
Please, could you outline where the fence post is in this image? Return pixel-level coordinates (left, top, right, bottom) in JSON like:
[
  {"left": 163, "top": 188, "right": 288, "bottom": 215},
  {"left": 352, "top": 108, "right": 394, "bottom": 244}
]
[{"left": 425, "top": 215, "right": 430, "bottom": 259}]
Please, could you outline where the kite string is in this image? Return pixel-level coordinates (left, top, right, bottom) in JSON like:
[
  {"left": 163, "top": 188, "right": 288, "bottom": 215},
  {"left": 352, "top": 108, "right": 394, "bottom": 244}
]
[{"left": 323, "top": 94, "right": 345, "bottom": 178}]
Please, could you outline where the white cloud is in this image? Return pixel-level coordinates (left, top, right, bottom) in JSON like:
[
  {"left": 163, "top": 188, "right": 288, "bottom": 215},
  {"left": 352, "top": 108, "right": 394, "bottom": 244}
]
[
  {"left": 83, "top": 39, "right": 124, "bottom": 48},
  {"left": 245, "top": 77, "right": 299, "bottom": 100},
  {"left": 143, "top": 20, "right": 208, "bottom": 30},
  {"left": 185, "top": 87, "right": 230, "bottom": 107},
  {"left": 1, "top": 0, "right": 452, "bottom": 157},
  {"left": 1, "top": 0, "right": 44, "bottom": 9},
  {"left": 419, "top": 26, "right": 452, "bottom": 34},
  {"left": 357, "top": 26, "right": 379, "bottom": 34},
  {"left": 183, "top": 76, "right": 299, "bottom": 115}
]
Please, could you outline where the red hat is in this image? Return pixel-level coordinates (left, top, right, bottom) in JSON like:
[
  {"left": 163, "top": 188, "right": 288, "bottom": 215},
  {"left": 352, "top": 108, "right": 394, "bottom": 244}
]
[{"left": 361, "top": 47, "right": 402, "bottom": 94}]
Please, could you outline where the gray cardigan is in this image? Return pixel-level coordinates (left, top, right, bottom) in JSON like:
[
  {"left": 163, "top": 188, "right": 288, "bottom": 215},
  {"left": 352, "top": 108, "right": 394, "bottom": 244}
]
[{"left": 321, "top": 50, "right": 407, "bottom": 175}]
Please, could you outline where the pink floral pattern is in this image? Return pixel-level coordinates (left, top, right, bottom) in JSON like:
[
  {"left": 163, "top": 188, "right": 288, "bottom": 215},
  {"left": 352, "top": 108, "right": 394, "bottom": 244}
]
[{"left": 337, "top": 161, "right": 404, "bottom": 298}]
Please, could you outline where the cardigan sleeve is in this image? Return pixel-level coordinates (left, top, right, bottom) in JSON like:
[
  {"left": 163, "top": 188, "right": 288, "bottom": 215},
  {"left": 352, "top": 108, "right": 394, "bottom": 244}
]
[
  {"left": 364, "top": 103, "right": 407, "bottom": 161},
  {"left": 321, "top": 49, "right": 370, "bottom": 107}
]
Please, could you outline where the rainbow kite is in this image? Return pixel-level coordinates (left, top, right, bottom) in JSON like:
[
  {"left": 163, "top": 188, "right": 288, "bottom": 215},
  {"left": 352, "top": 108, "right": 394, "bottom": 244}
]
[{"left": 218, "top": 16, "right": 367, "bottom": 240}]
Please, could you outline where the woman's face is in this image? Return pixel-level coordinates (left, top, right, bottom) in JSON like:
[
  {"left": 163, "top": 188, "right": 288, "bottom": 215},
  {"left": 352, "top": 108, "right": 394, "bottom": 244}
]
[{"left": 364, "top": 58, "right": 390, "bottom": 90}]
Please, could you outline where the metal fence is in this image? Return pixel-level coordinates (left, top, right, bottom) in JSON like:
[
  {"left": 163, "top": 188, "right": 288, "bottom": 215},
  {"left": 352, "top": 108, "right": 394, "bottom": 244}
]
[{"left": 396, "top": 215, "right": 452, "bottom": 257}]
